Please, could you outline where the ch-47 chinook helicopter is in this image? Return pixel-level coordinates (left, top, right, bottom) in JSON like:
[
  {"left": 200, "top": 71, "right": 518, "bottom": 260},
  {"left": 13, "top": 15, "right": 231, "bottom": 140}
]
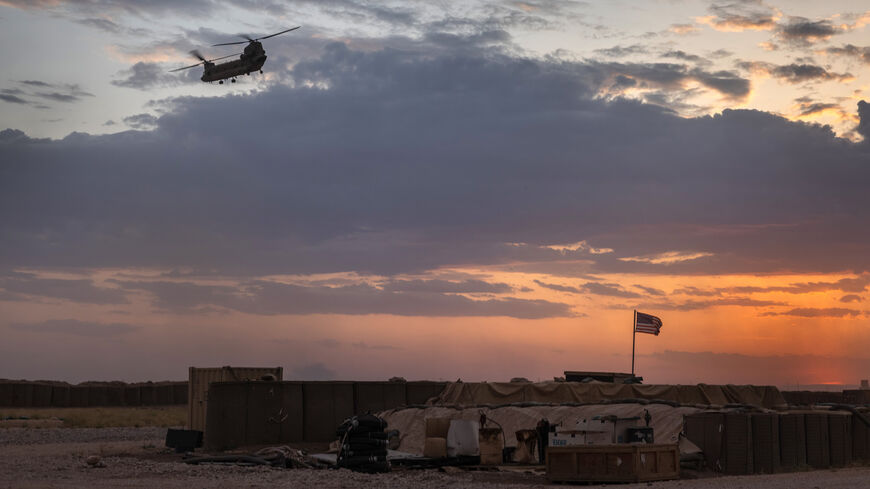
[{"left": 170, "top": 26, "right": 300, "bottom": 84}]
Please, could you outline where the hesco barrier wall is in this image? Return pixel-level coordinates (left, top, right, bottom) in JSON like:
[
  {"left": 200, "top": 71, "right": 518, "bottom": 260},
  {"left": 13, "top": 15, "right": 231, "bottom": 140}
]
[
  {"left": 188, "top": 366, "right": 284, "bottom": 433},
  {"left": 0, "top": 380, "right": 188, "bottom": 407},
  {"left": 204, "top": 380, "right": 449, "bottom": 450},
  {"left": 685, "top": 410, "right": 869, "bottom": 474}
]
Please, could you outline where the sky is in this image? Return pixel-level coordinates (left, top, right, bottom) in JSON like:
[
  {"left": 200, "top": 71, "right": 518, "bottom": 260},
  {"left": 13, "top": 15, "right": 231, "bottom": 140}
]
[{"left": 1, "top": 0, "right": 869, "bottom": 387}]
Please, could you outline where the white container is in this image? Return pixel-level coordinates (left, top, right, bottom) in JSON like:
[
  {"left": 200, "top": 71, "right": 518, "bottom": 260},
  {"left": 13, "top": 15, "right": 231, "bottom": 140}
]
[{"left": 446, "top": 419, "right": 480, "bottom": 457}]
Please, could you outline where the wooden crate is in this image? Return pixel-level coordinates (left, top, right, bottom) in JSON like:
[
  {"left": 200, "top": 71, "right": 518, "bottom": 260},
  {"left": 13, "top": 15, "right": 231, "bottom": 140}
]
[{"left": 546, "top": 444, "right": 679, "bottom": 483}]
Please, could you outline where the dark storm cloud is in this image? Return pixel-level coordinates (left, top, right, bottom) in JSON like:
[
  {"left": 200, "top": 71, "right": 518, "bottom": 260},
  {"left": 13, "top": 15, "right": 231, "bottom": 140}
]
[
  {"left": 9, "top": 319, "right": 139, "bottom": 337},
  {"left": 823, "top": 45, "right": 870, "bottom": 65},
  {"left": 704, "top": 0, "right": 778, "bottom": 31},
  {"left": 738, "top": 61, "right": 852, "bottom": 83},
  {"left": 533, "top": 280, "right": 581, "bottom": 294},
  {"left": 2, "top": 41, "right": 870, "bottom": 284},
  {"left": 113, "top": 280, "right": 573, "bottom": 318},
  {"left": 0, "top": 273, "right": 128, "bottom": 304},
  {"left": 762, "top": 307, "right": 862, "bottom": 318}
]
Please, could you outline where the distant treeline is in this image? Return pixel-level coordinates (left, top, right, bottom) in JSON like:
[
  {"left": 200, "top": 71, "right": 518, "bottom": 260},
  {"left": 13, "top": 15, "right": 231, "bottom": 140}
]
[{"left": 0, "top": 380, "right": 187, "bottom": 407}]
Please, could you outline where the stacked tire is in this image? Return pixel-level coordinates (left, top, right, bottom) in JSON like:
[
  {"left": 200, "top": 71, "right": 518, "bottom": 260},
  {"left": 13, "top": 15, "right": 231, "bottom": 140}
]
[{"left": 336, "top": 414, "right": 390, "bottom": 473}]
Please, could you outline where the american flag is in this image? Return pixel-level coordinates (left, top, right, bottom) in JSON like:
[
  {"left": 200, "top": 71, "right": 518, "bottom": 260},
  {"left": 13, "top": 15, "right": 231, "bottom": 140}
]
[{"left": 635, "top": 312, "right": 662, "bottom": 335}]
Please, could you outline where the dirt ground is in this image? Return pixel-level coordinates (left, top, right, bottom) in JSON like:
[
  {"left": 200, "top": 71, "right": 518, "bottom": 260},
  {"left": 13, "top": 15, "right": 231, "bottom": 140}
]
[{"left": 1, "top": 427, "right": 869, "bottom": 488}]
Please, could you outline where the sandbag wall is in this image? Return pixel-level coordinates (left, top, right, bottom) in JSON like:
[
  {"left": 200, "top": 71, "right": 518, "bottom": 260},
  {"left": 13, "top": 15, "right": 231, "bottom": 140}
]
[
  {"left": 685, "top": 410, "right": 868, "bottom": 474},
  {"left": 205, "top": 380, "right": 447, "bottom": 450},
  {"left": 0, "top": 380, "right": 188, "bottom": 407}
]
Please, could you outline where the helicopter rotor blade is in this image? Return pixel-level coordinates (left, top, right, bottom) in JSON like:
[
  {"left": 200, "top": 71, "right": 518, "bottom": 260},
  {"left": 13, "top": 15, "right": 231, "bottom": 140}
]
[
  {"left": 190, "top": 49, "right": 207, "bottom": 62},
  {"left": 256, "top": 26, "right": 300, "bottom": 41},
  {"left": 169, "top": 62, "right": 203, "bottom": 72},
  {"left": 208, "top": 52, "right": 242, "bottom": 62},
  {"left": 212, "top": 26, "right": 300, "bottom": 46},
  {"left": 212, "top": 40, "right": 248, "bottom": 46}
]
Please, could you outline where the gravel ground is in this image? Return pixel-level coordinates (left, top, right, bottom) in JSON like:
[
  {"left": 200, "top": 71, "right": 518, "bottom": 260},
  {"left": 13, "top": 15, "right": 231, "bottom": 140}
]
[{"left": 1, "top": 427, "right": 869, "bottom": 488}]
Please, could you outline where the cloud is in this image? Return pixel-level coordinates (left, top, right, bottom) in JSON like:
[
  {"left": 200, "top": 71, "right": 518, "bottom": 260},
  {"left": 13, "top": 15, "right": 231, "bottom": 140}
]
[
  {"left": 698, "top": 0, "right": 779, "bottom": 32},
  {"left": 9, "top": 318, "right": 139, "bottom": 337},
  {"left": 594, "top": 45, "right": 649, "bottom": 58},
  {"left": 580, "top": 282, "right": 641, "bottom": 299},
  {"left": 646, "top": 297, "right": 785, "bottom": 311},
  {"left": 738, "top": 61, "right": 853, "bottom": 83},
  {"left": 123, "top": 113, "right": 158, "bottom": 129},
  {"left": 660, "top": 50, "right": 710, "bottom": 66},
  {"left": 0, "top": 273, "right": 128, "bottom": 304},
  {"left": 762, "top": 307, "right": 862, "bottom": 318},
  {"left": 822, "top": 44, "right": 870, "bottom": 65},
  {"left": 75, "top": 17, "right": 122, "bottom": 33},
  {"left": 382, "top": 279, "right": 512, "bottom": 294},
  {"left": 840, "top": 294, "right": 863, "bottom": 303},
  {"left": 533, "top": 279, "right": 581, "bottom": 294},
  {"left": 796, "top": 102, "right": 841, "bottom": 117},
  {"left": 633, "top": 285, "right": 665, "bottom": 296},
  {"left": 590, "top": 61, "right": 751, "bottom": 101},
  {"left": 620, "top": 251, "right": 712, "bottom": 265},
  {"left": 2, "top": 42, "right": 870, "bottom": 284},
  {"left": 668, "top": 24, "right": 699, "bottom": 35},
  {"left": 673, "top": 275, "right": 870, "bottom": 298},
  {"left": 113, "top": 279, "right": 574, "bottom": 318},
  {"left": 776, "top": 17, "right": 838, "bottom": 46},
  {"left": 112, "top": 62, "right": 186, "bottom": 90},
  {"left": 0, "top": 94, "right": 29, "bottom": 105},
  {"left": 8, "top": 81, "right": 94, "bottom": 104}
]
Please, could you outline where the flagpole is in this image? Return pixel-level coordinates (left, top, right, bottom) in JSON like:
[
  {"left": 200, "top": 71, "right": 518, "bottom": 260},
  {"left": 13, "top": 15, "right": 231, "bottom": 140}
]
[{"left": 631, "top": 309, "right": 637, "bottom": 377}]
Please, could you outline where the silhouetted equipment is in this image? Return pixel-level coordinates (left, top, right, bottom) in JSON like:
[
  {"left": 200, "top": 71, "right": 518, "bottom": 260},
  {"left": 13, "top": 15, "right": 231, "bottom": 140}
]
[{"left": 169, "top": 26, "right": 300, "bottom": 84}]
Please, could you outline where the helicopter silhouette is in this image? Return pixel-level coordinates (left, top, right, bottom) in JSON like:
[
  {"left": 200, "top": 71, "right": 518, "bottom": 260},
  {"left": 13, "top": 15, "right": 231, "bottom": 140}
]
[{"left": 170, "top": 27, "right": 300, "bottom": 84}]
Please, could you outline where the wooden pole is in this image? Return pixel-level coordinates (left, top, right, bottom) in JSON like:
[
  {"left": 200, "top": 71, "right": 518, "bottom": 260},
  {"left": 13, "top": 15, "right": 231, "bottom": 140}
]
[{"left": 631, "top": 309, "right": 637, "bottom": 376}]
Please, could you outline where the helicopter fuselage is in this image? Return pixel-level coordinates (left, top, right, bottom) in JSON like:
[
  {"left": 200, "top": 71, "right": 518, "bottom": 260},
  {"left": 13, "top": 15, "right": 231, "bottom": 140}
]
[
  {"left": 201, "top": 55, "right": 266, "bottom": 82},
  {"left": 201, "top": 41, "right": 268, "bottom": 82}
]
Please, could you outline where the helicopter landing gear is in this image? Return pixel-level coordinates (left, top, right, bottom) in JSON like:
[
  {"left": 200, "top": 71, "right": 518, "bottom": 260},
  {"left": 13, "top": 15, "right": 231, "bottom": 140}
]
[
  {"left": 231, "top": 78, "right": 236, "bottom": 83},
  {"left": 219, "top": 80, "right": 224, "bottom": 84},
  {"left": 259, "top": 70, "right": 263, "bottom": 74}
]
